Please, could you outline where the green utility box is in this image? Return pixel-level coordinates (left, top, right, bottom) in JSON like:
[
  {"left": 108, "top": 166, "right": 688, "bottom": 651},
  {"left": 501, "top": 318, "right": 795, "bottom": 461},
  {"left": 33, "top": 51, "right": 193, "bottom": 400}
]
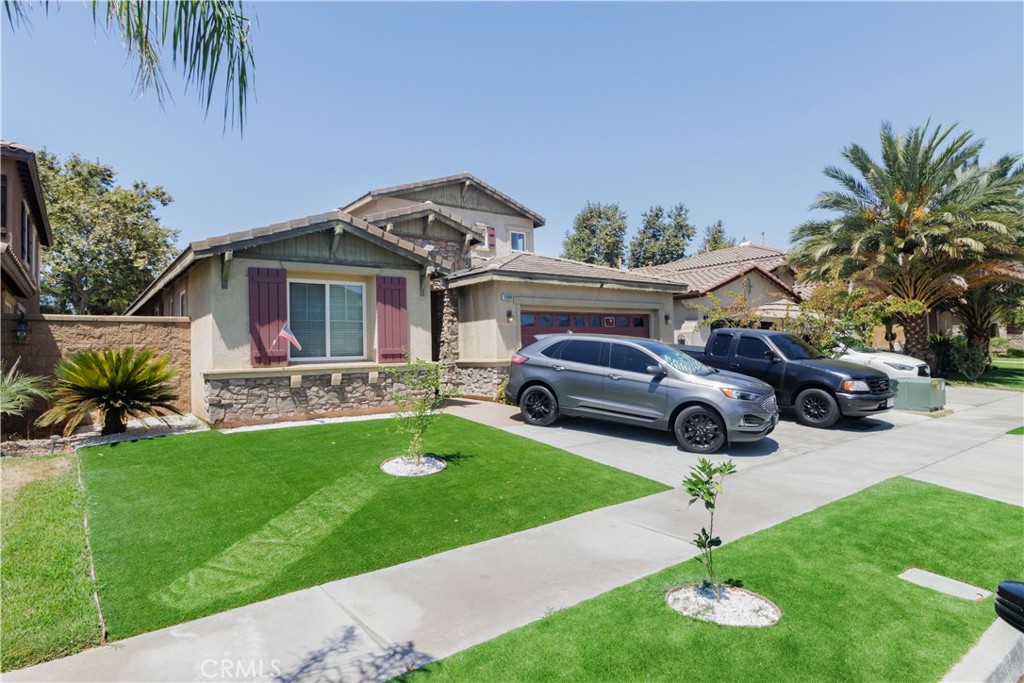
[{"left": 893, "top": 377, "right": 946, "bottom": 412}]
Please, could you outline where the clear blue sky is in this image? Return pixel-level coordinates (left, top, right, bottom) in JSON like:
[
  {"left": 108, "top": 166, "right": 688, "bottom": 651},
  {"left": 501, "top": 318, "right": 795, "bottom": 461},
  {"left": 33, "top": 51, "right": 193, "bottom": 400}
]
[{"left": 3, "top": 2, "right": 1022, "bottom": 257}]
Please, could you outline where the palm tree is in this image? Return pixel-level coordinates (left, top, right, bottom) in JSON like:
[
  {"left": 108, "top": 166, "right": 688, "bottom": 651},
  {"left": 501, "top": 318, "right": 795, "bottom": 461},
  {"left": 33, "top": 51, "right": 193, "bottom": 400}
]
[
  {"left": 944, "top": 281, "right": 1024, "bottom": 358},
  {"left": 36, "top": 348, "right": 180, "bottom": 436},
  {"left": 4, "top": 1, "right": 255, "bottom": 131},
  {"left": 789, "top": 122, "right": 1024, "bottom": 367}
]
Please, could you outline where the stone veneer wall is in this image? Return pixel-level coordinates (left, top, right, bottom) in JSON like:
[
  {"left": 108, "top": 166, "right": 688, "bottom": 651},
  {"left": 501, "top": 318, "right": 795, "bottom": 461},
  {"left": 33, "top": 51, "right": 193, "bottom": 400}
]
[
  {"left": 205, "top": 370, "right": 410, "bottom": 427},
  {"left": 449, "top": 362, "right": 510, "bottom": 400},
  {"left": 0, "top": 314, "right": 190, "bottom": 437}
]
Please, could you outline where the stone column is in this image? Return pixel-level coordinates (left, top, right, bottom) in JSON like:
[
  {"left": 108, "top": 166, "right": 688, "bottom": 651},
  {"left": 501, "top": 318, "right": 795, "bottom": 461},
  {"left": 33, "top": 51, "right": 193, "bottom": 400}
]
[{"left": 438, "top": 287, "right": 460, "bottom": 386}]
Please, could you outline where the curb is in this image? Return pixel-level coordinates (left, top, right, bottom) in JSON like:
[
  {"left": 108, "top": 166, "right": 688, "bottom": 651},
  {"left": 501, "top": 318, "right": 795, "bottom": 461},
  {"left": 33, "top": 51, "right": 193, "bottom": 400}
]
[{"left": 943, "top": 618, "right": 1024, "bottom": 682}]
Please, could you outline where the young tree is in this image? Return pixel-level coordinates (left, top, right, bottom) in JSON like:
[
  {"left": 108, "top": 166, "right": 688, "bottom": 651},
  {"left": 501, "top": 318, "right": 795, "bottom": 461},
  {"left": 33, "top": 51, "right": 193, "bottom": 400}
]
[
  {"left": 38, "top": 151, "right": 180, "bottom": 315},
  {"left": 627, "top": 203, "right": 696, "bottom": 268},
  {"left": 5, "top": 1, "right": 256, "bottom": 131},
  {"left": 561, "top": 202, "right": 628, "bottom": 268},
  {"left": 696, "top": 220, "right": 737, "bottom": 254}
]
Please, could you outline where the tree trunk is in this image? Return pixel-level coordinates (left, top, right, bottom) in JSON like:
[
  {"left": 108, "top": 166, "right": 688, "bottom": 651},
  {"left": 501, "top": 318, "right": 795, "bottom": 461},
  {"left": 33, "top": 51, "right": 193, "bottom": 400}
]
[
  {"left": 964, "top": 323, "right": 992, "bottom": 367},
  {"left": 900, "top": 312, "right": 937, "bottom": 371},
  {"left": 102, "top": 409, "right": 127, "bottom": 436}
]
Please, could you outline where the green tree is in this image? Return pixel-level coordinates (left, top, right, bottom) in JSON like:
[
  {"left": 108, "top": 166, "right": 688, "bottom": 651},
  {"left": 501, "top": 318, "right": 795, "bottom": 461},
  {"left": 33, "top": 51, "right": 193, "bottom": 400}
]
[
  {"left": 561, "top": 201, "right": 628, "bottom": 268},
  {"left": 4, "top": 1, "right": 255, "bottom": 131},
  {"left": 38, "top": 151, "right": 180, "bottom": 315},
  {"left": 696, "top": 220, "right": 737, "bottom": 254},
  {"left": 789, "top": 121, "right": 1024, "bottom": 367},
  {"left": 627, "top": 203, "right": 695, "bottom": 268}
]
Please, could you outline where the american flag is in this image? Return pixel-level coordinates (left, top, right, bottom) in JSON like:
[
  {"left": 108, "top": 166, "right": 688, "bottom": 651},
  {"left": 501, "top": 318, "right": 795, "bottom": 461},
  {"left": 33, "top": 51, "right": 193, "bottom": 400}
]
[{"left": 275, "top": 322, "right": 302, "bottom": 351}]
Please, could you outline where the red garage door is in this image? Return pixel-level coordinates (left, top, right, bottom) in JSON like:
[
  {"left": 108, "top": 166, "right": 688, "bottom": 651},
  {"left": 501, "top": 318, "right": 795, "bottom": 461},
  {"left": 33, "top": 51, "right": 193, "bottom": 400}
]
[{"left": 520, "top": 311, "right": 650, "bottom": 346}]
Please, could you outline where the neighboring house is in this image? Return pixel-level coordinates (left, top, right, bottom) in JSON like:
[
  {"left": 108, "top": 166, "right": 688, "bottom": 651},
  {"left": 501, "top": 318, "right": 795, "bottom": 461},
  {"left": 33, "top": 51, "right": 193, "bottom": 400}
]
[
  {"left": 633, "top": 245, "right": 802, "bottom": 345},
  {"left": 1, "top": 142, "right": 53, "bottom": 315},
  {"left": 127, "top": 174, "right": 686, "bottom": 426}
]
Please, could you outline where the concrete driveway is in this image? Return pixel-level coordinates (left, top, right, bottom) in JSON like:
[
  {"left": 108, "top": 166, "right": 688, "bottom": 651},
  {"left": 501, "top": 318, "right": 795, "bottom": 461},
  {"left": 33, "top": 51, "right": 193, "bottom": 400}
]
[{"left": 448, "top": 385, "right": 1024, "bottom": 505}]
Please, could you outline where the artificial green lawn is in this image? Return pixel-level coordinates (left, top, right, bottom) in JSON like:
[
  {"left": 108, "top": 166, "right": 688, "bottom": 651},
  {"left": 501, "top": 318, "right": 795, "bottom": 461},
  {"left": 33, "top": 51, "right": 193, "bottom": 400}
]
[
  {"left": 1008, "top": 426, "right": 1024, "bottom": 435},
  {"left": 1, "top": 455, "right": 100, "bottom": 671},
  {"left": 400, "top": 478, "right": 1024, "bottom": 682},
  {"left": 79, "top": 414, "right": 667, "bottom": 640}
]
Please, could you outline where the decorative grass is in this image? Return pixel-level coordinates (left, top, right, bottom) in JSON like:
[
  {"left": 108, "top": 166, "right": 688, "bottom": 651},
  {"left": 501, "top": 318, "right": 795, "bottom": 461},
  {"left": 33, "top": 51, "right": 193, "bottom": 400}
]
[
  {"left": 79, "top": 414, "right": 667, "bottom": 640},
  {"left": 1, "top": 455, "right": 100, "bottom": 672},
  {"left": 400, "top": 478, "right": 1024, "bottom": 682}
]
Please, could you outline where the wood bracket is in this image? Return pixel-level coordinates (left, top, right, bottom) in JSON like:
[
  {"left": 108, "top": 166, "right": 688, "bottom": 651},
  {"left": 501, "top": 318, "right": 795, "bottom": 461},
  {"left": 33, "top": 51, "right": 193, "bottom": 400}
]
[{"left": 220, "top": 251, "right": 233, "bottom": 289}]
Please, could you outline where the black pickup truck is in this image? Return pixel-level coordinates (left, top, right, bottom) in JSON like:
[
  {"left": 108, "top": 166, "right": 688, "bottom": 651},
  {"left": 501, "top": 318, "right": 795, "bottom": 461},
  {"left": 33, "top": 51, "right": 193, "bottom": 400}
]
[{"left": 679, "top": 328, "right": 896, "bottom": 428}]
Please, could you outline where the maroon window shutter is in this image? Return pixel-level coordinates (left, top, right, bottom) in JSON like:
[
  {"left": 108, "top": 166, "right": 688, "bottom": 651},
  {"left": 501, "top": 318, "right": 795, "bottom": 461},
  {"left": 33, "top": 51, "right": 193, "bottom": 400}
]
[
  {"left": 376, "top": 275, "right": 409, "bottom": 363},
  {"left": 249, "top": 267, "right": 289, "bottom": 366},
  {"left": 486, "top": 226, "right": 496, "bottom": 249}
]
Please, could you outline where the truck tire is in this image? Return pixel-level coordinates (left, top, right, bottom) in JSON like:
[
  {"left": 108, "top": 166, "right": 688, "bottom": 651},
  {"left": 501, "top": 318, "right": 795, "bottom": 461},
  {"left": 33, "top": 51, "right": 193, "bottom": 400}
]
[
  {"left": 794, "top": 388, "right": 840, "bottom": 429},
  {"left": 519, "top": 385, "right": 560, "bottom": 426},
  {"left": 674, "top": 406, "right": 727, "bottom": 453}
]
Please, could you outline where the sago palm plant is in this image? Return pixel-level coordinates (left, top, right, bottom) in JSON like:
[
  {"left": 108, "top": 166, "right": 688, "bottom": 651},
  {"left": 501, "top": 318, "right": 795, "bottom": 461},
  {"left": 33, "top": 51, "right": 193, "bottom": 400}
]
[
  {"left": 0, "top": 359, "right": 51, "bottom": 417},
  {"left": 36, "top": 348, "right": 180, "bottom": 436},
  {"left": 789, "top": 121, "right": 1024, "bottom": 367}
]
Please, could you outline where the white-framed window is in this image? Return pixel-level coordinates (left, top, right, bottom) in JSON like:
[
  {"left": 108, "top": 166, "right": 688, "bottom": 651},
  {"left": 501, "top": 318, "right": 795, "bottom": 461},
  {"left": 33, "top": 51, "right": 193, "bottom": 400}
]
[
  {"left": 288, "top": 279, "right": 366, "bottom": 360},
  {"left": 178, "top": 289, "right": 188, "bottom": 317},
  {"left": 509, "top": 231, "right": 526, "bottom": 252}
]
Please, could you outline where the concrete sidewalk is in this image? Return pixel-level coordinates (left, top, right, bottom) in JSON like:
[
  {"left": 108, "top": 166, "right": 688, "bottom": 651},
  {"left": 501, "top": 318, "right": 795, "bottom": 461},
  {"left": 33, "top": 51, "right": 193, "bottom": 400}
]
[{"left": 8, "top": 388, "right": 1022, "bottom": 682}]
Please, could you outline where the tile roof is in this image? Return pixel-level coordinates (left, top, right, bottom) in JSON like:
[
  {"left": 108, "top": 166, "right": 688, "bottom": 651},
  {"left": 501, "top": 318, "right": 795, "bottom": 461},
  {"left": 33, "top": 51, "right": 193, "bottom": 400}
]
[
  {"left": 357, "top": 173, "right": 546, "bottom": 227},
  {"left": 447, "top": 252, "right": 689, "bottom": 292},
  {"left": 0, "top": 242, "right": 38, "bottom": 298},
  {"left": 630, "top": 245, "right": 796, "bottom": 296},
  {"left": 360, "top": 201, "right": 485, "bottom": 239},
  {"left": 126, "top": 211, "right": 453, "bottom": 314}
]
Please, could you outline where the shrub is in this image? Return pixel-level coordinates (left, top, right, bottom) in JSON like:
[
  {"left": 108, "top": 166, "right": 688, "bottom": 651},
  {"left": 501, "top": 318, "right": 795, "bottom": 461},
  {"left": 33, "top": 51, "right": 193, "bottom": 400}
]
[
  {"left": 989, "top": 337, "right": 1010, "bottom": 355},
  {"left": 0, "top": 359, "right": 51, "bottom": 418},
  {"left": 36, "top": 348, "right": 179, "bottom": 436},
  {"left": 928, "top": 333, "right": 960, "bottom": 376},
  {"left": 385, "top": 359, "right": 454, "bottom": 463},
  {"left": 682, "top": 458, "right": 736, "bottom": 598},
  {"left": 496, "top": 379, "right": 512, "bottom": 405},
  {"left": 952, "top": 343, "right": 988, "bottom": 382}
]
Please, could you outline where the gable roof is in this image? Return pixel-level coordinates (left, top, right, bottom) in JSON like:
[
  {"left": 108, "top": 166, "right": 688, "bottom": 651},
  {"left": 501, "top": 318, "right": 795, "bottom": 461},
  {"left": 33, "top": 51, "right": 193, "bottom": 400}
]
[
  {"left": 630, "top": 245, "right": 799, "bottom": 298},
  {"left": 446, "top": 252, "right": 689, "bottom": 293},
  {"left": 125, "top": 211, "right": 453, "bottom": 314},
  {"left": 1, "top": 141, "right": 53, "bottom": 246},
  {"left": 360, "top": 201, "right": 485, "bottom": 241},
  {"left": 344, "top": 173, "right": 546, "bottom": 228},
  {"left": 632, "top": 245, "right": 788, "bottom": 275}
]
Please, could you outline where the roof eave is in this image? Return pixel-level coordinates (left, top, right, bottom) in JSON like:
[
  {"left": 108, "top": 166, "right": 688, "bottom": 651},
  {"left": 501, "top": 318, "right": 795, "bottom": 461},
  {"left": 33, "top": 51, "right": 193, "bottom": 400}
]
[{"left": 447, "top": 270, "right": 688, "bottom": 293}]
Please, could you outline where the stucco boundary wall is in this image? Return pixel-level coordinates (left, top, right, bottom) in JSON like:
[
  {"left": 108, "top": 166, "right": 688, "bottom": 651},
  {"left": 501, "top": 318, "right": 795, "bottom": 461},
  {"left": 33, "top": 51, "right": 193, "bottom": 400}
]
[{"left": 0, "top": 314, "right": 191, "bottom": 438}]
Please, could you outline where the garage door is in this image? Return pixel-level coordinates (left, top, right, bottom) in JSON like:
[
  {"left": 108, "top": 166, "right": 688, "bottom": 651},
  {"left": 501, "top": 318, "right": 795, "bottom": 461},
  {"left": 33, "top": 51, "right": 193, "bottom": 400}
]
[{"left": 520, "top": 311, "right": 650, "bottom": 346}]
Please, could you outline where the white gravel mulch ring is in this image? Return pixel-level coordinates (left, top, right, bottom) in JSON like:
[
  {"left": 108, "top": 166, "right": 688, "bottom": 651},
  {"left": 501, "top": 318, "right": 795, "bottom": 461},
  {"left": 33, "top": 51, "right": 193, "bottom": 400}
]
[
  {"left": 380, "top": 455, "right": 447, "bottom": 477},
  {"left": 666, "top": 584, "right": 781, "bottom": 627}
]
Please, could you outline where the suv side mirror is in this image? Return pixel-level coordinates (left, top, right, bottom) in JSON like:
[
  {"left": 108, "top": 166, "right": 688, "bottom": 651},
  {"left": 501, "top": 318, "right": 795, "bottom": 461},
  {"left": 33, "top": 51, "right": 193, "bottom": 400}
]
[
  {"left": 763, "top": 350, "right": 778, "bottom": 362},
  {"left": 646, "top": 365, "right": 667, "bottom": 377}
]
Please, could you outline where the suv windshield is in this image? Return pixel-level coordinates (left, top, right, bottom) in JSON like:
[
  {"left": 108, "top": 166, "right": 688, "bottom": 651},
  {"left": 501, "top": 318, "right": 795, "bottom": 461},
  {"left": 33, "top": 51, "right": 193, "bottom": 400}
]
[
  {"left": 637, "top": 340, "right": 713, "bottom": 376},
  {"left": 773, "top": 334, "right": 824, "bottom": 360}
]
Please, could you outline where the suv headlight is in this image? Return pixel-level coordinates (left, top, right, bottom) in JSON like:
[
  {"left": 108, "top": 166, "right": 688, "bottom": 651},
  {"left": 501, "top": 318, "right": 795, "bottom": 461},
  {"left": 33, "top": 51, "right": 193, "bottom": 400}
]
[
  {"left": 720, "top": 387, "right": 762, "bottom": 401},
  {"left": 842, "top": 380, "right": 870, "bottom": 392},
  {"left": 882, "top": 361, "right": 914, "bottom": 371}
]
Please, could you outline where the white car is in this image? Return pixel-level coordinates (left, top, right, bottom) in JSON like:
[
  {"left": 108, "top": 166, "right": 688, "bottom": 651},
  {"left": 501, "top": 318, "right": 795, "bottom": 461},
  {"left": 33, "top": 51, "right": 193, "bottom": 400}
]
[{"left": 834, "top": 346, "right": 931, "bottom": 379}]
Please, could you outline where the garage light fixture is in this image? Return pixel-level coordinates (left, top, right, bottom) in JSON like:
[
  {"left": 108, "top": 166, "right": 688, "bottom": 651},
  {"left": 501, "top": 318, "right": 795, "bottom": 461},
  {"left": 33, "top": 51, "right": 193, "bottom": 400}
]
[
  {"left": 12, "top": 313, "right": 30, "bottom": 344},
  {"left": 664, "top": 313, "right": 671, "bottom": 324},
  {"left": 506, "top": 308, "right": 514, "bottom": 323}
]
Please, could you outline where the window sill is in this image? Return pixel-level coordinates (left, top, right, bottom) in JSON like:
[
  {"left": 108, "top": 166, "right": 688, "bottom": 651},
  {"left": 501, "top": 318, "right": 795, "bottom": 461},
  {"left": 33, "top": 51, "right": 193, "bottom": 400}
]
[{"left": 204, "top": 361, "right": 386, "bottom": 379}]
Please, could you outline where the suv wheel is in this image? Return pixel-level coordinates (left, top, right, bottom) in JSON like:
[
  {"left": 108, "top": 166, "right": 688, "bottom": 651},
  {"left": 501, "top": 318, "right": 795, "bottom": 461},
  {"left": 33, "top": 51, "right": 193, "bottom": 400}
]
[
  {"left": 520, "top": 385, "right": 559, "bottom": 426},
  {"left": 794, "top": 388, "right": 840, "bottom": 428},
  {"left": 674, "top": 406, "right": 726, "bottom": 453}
]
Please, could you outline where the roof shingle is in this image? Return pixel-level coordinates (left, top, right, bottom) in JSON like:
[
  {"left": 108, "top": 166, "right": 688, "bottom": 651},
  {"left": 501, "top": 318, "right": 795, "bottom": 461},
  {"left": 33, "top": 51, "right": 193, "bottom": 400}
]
[{"left": 447, "top": 252, "right": 688, "bottom": 292}]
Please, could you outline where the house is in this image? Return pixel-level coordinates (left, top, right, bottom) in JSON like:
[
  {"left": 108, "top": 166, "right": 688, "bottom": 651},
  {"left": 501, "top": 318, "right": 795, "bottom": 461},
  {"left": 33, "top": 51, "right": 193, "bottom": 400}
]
[
  {"left": 1, "top": 142, "right": 53, "bottom": 315},
  {"left": 632, "top": 245, "right": 802, "bottom": 345},
  {"left": 127, "top": 174, "right": 686, "bottom": 426}
]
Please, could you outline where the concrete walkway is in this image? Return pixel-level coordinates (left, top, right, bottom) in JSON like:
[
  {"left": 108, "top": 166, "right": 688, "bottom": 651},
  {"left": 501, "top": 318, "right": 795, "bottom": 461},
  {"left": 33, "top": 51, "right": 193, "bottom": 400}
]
[{"left": 8, "top": 388, "right": 1022, "bottom": 682}]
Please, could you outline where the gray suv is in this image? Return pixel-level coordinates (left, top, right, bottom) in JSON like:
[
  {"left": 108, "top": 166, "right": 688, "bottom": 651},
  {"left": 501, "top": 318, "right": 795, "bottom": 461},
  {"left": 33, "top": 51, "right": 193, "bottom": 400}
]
[{"left": 506, "top": 334, "right": 779, "bottom": 453}]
